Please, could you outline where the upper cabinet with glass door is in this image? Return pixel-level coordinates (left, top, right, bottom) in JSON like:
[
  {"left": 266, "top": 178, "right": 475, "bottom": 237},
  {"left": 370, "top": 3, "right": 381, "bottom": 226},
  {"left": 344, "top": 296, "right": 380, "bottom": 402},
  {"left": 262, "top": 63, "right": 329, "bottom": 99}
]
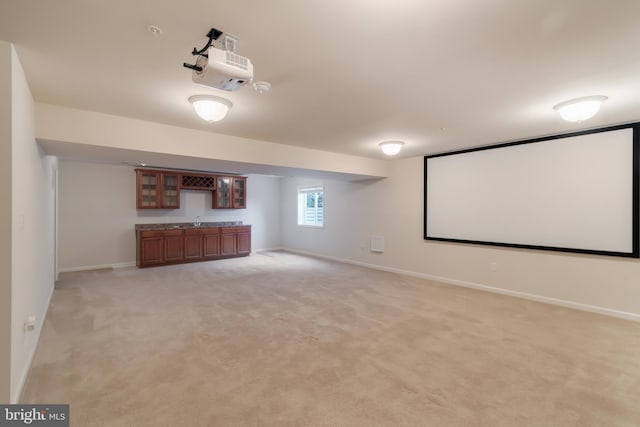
[
  {"left": 137, "top": 170, "right": 160, "bottom": 208},
  {"left": 161, "top": 173, "right": 180, "bottom": 208},
  {"left": 213, "top": 176, "right": 246, "bottom": 209},
  {"left": 135, "top": 169, "right": 180, "bottom": 209},
  {"left": 213, "top": 177, "right": 232, "bottom": 208},
  {"left": 232, "top": 177, "right": 247, "bottom": 209}
]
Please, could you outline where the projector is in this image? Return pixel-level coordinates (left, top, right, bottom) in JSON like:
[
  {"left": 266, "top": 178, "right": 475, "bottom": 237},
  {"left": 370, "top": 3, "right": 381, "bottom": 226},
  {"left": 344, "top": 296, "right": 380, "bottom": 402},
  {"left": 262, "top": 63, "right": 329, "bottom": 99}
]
[{"left": 192, "top": 46, "right": 254, "bottom": 92}]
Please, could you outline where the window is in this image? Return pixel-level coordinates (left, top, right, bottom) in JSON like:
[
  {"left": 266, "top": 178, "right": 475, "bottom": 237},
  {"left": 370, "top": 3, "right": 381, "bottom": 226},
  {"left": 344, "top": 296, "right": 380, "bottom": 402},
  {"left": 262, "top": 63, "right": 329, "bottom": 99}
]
[{"left": 298, "top": 186, "right": 324, "bottom": 227}]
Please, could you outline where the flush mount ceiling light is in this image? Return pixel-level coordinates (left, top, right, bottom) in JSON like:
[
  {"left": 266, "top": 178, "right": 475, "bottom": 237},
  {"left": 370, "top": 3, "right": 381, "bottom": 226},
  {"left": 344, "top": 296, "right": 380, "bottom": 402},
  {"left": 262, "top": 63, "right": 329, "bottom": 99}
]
[
  {"left": 379, "top": 140, "right": 405, "bottom": 156},
  {"left": 188, "top": 95, "right": 232, "bottom": 122},
  {"left": 553, "top": 95, "right": 608, "bottom": 122}
]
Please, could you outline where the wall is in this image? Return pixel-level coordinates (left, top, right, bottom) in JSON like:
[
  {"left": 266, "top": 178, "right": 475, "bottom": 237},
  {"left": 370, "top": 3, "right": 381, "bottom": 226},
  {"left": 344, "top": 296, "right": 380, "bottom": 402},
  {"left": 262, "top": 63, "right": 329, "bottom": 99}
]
[
  {"left": 58, "top": 160, "right": 282, "bottom": 271},
  {"left": 1, "top": 43, "right": 57, "bottom": 403},
  {"left": 281, "top": 156, "right": 640, "bottom": 319},
  {"left": 37, "top": 103, "right": 389, "bottom": 180},
  {"left": 0, "top": 41, "right": 13, "bottom": 404}
]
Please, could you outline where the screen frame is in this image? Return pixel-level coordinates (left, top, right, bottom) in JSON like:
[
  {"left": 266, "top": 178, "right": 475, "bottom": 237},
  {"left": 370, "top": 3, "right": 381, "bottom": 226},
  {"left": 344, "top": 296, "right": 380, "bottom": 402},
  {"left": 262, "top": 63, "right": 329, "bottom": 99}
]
[{"left": 423, "top": 122, "right": 640, "bottom": 258}]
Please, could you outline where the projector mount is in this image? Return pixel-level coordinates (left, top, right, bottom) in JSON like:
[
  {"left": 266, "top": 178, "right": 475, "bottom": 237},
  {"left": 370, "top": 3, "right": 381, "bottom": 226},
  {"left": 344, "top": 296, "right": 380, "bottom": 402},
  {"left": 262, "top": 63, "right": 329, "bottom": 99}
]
[
  {"left": 183, "top": 27, "right": 268, "bottom": 94},
  {"left": 183, "top": 27, "right": 238, "bottom": 72}
]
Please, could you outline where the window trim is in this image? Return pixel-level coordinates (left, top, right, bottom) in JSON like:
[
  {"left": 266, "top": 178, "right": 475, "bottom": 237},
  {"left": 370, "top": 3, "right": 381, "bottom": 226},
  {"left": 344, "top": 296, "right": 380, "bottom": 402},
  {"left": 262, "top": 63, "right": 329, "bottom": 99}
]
[{"left": 297, "top": 185, "right": 324, "bottom": 228}]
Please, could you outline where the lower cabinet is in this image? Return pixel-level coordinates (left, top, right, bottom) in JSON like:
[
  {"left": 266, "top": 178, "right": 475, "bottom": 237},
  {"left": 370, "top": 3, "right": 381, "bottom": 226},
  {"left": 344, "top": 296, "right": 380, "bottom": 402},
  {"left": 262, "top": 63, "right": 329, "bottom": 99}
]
[
  {"left": 237, "top": 229, "right": 251, "bottom": 255},
  {"left": 203, "top": 231, "right": 221, "bottom": 257},
  {"left": 184, "top": 230, "right": 203, "bottom": 259},
  {"left": 220, "top": 232, "right": 236, "bottom": 256},
  {"left": 136, "top": 225, "right": 251, "bottom": 267},
  {"left": 139, "top": 234, "right": 164, "bottom": 265},
  {"left": 221, "top": 226, "right": 252, "bottom": 256},
  {"left": 164, "top": 230, "right": 184, "bottom": 261}
]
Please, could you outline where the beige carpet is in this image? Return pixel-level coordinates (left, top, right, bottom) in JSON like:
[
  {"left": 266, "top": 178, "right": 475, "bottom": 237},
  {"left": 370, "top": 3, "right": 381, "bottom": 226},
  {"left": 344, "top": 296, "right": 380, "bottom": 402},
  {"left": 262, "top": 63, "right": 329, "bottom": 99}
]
[{"left": 21, "top": 251, "right": 640, "bottom": 426}]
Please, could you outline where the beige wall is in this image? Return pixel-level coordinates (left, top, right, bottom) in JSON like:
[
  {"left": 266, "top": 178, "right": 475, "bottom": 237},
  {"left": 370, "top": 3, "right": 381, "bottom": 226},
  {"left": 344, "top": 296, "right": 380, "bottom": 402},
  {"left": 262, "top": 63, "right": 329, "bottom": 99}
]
[
  {"left": 37, "top": 104, "right": 389, "bottom": 180},
  {"left": 281, "top": 156, "right": 640, "bottom": 319},
  {"left": 58, "top": 160, "right": 282, "bottom": 271},
  {"left": 0, "top": 41, "right": 13, "bottom": 404},
  {"left": 0, "top": 42, "right": 56, "bottom": 403}
]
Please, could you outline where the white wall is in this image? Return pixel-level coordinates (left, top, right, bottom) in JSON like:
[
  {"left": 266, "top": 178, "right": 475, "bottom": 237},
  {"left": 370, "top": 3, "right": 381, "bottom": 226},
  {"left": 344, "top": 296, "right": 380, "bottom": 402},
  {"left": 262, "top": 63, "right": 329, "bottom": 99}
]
[
  {"left": 58, "top": 160, "right": 282, "bottom": 271},
  {"left": 37, "top": 103, "right": 389, "bottom": 180},
  {"left": 281, "top": 156, "right": 640, "bottom": 319},
  {"left": 3, "top": 42, "right": 57, "bottom": 403},
  {"left": 0, "top": 41, "right": 13, "bottom": 404}
]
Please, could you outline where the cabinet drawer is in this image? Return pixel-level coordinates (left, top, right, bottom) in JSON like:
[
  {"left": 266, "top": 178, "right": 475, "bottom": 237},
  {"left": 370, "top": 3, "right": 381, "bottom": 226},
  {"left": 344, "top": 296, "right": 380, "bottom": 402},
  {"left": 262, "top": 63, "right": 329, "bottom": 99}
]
[
  {"left": 140, "top": 230, "right": 165, "bottom": 238},
  {"left": 184, "top": 228, "right": 204, "bottom": 235},
  {"left": 162, "top": 229, "right": 184, "bottom": 237},
  {"left": 185, "top": 227, "right": 220, "bottom": 235},
  {"left": 221, "top": 226, "right": 251, "bottom": 233}
]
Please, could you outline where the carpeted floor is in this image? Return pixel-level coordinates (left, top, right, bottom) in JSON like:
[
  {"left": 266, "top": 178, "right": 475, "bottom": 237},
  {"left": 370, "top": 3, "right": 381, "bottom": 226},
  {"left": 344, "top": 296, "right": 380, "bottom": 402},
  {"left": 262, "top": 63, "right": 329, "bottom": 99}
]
[{"left": 21, "top": 251, "right": 640, "bottom": 426}]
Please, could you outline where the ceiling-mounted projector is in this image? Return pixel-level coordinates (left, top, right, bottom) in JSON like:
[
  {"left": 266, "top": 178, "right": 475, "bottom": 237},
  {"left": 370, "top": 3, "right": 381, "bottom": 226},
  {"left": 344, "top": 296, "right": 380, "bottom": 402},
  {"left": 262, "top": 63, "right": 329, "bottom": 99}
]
[
  {"left": 184, "top": 28, "right": 254, "bottom": 92},
  {"left": 192, "top": 47, "right": 254, "bottom": 92}
]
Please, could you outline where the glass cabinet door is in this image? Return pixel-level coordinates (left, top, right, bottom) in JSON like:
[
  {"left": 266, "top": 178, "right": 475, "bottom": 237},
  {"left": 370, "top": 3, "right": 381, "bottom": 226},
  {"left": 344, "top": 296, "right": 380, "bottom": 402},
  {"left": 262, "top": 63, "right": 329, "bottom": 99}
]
[
  {"left": 233, "top": 178, "right": 246, "bottom": 209},
  {"left": 139, "top": 171, "right": 159, "bottom": 208},
  {"left": 162, "top": 174, "right": 179, "bottom": 208},
  {"left": 215, "top": 177, "right": 232, "bottom": 208}
]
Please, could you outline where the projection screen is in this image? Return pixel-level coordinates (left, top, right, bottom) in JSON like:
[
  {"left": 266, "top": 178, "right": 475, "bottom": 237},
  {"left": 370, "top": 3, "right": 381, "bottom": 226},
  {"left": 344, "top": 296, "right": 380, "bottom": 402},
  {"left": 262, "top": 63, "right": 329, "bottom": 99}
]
[{"left": 424, "top": 123, "right": 639, "bottom": 258}]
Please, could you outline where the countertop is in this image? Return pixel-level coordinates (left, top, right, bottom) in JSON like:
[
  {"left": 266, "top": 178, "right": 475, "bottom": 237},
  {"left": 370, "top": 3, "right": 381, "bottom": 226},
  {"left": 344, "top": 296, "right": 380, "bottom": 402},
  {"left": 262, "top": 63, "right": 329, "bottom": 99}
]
[{"left": 135, "top": 221, "right": 248, "bottom": 231}]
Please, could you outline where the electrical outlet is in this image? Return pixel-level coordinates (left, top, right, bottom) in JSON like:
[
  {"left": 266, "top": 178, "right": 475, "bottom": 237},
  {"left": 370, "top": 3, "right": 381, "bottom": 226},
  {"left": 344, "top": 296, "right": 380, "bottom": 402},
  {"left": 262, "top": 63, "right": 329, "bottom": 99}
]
[
  {"left": 24, "top": 316, "right": 36, "bottom": 332},
  {"left": 490, "top": 262, "right": 498, "bottom": 272}
]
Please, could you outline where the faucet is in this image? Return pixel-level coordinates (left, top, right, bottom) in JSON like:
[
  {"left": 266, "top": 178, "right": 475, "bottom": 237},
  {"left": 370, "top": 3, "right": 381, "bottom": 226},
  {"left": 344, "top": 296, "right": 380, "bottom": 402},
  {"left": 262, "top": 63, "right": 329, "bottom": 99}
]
[{"left": 193, "top": 216, "right": 201, "bottom": 227}]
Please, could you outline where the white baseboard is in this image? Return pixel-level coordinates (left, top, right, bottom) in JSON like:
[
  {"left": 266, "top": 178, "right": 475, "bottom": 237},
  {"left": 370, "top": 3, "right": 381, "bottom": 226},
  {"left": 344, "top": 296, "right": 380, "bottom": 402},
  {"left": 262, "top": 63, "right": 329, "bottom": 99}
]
[
  {"left": 12, "top": 283, "right": 54, "bottom": 403},
  {"left": 58, "top": 249, "right": 289, "bottom": 271},
  {"left": 59, "top": 261, "right": 136, "bottom": 273},
  {"left": 253, "top": 247, "right": 284, "bottom": 254},
  {"left": 282, "top": 248, "right": 640, "bottom": 323},
  {"left": 58, "top": 251, "right": 288, "bottom": 271}
]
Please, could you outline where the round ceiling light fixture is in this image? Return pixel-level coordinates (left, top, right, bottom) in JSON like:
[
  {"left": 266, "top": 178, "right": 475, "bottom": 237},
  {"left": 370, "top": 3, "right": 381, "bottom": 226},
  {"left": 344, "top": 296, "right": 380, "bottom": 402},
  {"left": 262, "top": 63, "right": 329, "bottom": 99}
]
[
  {"left": 188, "top": 95, "right": 232, "bottom": 122},
  {"left": 379, "top": 140, "right": 405, "bottom": 156},
  {"left": 553, "top": 95, "right": 607, "bottom": 122}
]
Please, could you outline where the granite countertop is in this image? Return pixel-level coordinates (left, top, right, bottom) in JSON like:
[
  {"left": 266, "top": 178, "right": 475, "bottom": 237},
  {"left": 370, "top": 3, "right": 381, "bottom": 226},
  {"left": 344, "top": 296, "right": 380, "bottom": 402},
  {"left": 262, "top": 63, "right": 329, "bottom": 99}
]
[{"left": 135, "top": 221, "right": 248, "bottom": 231}]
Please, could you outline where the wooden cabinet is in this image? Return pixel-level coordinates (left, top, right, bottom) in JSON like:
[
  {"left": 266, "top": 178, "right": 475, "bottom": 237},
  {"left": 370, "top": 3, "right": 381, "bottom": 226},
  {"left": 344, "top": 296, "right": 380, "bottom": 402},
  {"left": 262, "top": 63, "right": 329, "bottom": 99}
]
[
  {"left": 136, "top": 225, "right": 250, "bottom": 267},
  {"left": 203, "top": 229, "right": 220, "bottom": 257},
  {"left": 220, "top": 231, "right": 237, "bottom": 256},
  {"left": 161, "top": 174, "right": 180, "bottom": 208},
  {"left": 214, "top": 177, "right": 233, "bottom": 208},
  {"left": 221, "top": 226, "right": 252, "bottom": 256},
  {"left": 136, "top": 169, "right": 180, "bottom": 209},
  {"left": 137, "top": 230, "right": 184, "bottom": 265},
  {"left": 163, "top": 230, "right": 184, "bottom": 261},
  {"left": 184, "top": 229, "right": 203, "bottom": 259},
  {"left": 237, "top": 228, "right": 251, "bottom": 255},
  {"left": 139, "top": 232, "right": 164, "bottom": 265},
  {"left": 136, "top": 169, "right": 246, "bottom": 210},
  {"left": 137, "top": 171, "right": 160, "bottom": 208},
  {"left": 233, "top": 177, "right": 247, "bottom": 209},
  {"left": 213, "top": 176, "right": 247, "bottom": 209}
]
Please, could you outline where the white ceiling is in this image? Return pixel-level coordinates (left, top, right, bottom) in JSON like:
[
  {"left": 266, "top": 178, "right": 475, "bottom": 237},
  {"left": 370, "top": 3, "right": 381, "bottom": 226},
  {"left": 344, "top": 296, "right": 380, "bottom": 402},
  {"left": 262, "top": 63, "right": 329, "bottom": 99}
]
[{"left": 1, "top": 0, "right": 640, "bottom": 160}]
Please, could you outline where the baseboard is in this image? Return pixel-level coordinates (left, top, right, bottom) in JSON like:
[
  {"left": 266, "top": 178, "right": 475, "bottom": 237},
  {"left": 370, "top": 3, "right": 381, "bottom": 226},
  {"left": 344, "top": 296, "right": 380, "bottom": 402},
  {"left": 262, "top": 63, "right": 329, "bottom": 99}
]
[
  {"left": 58, "top": 250, "right": 289, "bottom": 271},
  {"left": 59, "top": 252, "right": 289, "bottom": 271},
  {"left": 12, "top": 282, "right": 55, "bottom": 403},
  {"left": 282, "top": 248, "right": 640, "bottom": 323},
  {"left": 253, "top": 247, "right": 284, "bottom": 254},
  {"left": 58, "top": 261, "right": 136, "bottom": 273}
]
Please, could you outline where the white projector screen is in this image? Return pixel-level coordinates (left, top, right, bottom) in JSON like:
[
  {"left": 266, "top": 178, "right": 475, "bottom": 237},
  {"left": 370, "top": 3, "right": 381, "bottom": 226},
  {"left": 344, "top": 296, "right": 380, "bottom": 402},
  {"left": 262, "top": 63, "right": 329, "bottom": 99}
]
[{"left": 424, "top": 124, "right": 639, "bottom": 258}]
